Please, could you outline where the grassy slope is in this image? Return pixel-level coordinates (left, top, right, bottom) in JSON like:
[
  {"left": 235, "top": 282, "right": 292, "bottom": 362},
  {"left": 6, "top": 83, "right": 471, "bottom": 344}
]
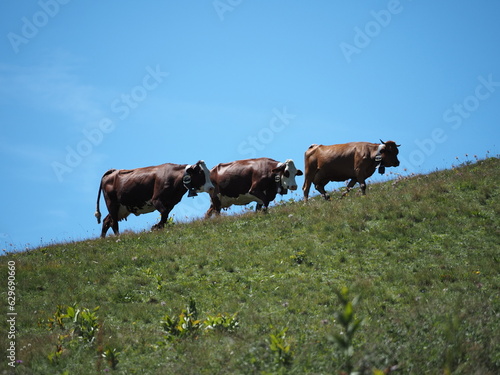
[{"left": 1, "top": 158, "right": 500, "bottom": 374}]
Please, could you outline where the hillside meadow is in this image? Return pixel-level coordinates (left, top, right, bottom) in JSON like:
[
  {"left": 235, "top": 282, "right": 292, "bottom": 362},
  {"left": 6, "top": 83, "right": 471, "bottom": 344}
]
[{"left": 1, "top": 157, "right": 499, "bottom": 374}]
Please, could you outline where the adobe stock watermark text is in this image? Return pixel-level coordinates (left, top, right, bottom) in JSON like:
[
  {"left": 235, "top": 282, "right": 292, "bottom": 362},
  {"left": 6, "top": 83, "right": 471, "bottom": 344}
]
[
  {"left": 400, "top": 74, "right": 499, "bottom": 167},
  {"left": 6, "top": 261, "right": 17, "bottom": 368},
  {"left": 213, "top": 0, "right": 243, "bottom": 21},
  {"left": 51, "top": 65, "right": 168, "bottom": 182},
  {"left": 237, "top": 107, "right": 296, "bottom": 158},
  {"left": 7, "top": 0, "right": 72, "bottom": 54},
  {"left": 339, "top": 0, "right": 412, "bottom": 63}
]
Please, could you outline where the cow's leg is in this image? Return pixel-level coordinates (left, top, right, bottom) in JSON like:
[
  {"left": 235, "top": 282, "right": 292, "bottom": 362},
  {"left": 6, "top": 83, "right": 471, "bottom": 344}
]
[
  {"left": 101, "top": 215, "right": 119, "bottom": 238},
  {"left": 249, "top": 189, "right": 270, "bottom": 212},
  {"left": 101, "top": 214, "right": 112, "bottom": 238},
  {"left": 151, "top": 200, "right": 174, "bottom": 230},
  {"left": 303, "top": 178, "right": 313, "bottom": 201},
  {"left": 152, "top": 213, "right": 169, "bottom": 230},
  {"left": 205, "top": 205, "right": 222, "bottom": 218},
  {"left": 359, "top": 179, "right": 367, "bottom": 195},
  {"left": 205, "top": 195, "right": 222, "bottom": 219},
  {"left": 111, "top": 218, "right": 119, "bottom": 236},
  {"left": 205, "top": 206, "right": 215, "bottom": 218},
  {"left": 311, "top": 171, "right": 331, "bottom": 200},
  {"left": 315, "top": 184, "right": 330, "bottom": 200},
  {"left": 342, "top": 179, "right": 357, "bottom": 197},
  {"left": 152, "top": 215, "right": 168, "bottom": 230},
  {"left": 101, "top": 202, "right": 120, "bottom": 238}
]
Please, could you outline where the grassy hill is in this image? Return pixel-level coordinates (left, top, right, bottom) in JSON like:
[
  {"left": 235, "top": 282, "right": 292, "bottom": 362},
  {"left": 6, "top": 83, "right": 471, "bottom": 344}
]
[{"left": 2, "top": 157, "right": 500, "bottom": 374}]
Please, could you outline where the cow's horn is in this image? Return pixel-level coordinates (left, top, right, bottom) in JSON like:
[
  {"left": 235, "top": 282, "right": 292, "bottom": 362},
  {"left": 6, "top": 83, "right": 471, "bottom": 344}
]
[{"left": 380, "top": 139, "right": 386, "bottom": 145}]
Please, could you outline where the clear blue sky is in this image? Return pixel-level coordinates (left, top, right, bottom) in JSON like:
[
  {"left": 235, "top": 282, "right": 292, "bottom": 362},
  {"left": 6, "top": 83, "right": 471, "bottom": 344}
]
[{"left": 1, "top": 1, "right": 499, "bottom": 251}]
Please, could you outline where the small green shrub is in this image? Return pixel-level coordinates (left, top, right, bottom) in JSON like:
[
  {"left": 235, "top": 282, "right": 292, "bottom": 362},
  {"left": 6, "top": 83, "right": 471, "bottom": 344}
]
[
  {"left": 42, "top": 304, "right": 101, "bottom": 368},
  {"left": 268, "top": 326, "right": 294, "bottom": 370},
  {"left": 333, "top": 287, "right": 363, "bottom": 374},
  {"left": 160, "top": 299, "right": 239, "bottom": 341},
  {"left": 161, "top": 299, "right": 201, "bottom": 340},
  {"left": 102, "top": 346, "right": 121, "bottom": 370},
  {"left": 290, "top": 250, "right": 312, "bottom": 266},
  {"left": 204, "top": 312, "right": 239, "bottom": 332},
  {"left": 43, "top": 304, "right": 100, "bottom": 344}
]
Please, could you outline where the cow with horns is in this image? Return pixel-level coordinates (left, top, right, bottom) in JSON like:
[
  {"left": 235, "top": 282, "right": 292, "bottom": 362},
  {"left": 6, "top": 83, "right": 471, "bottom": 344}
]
[
  {"left": 303, "top": 140, "right": 401, "bottom": 200},
  {"left": 95, "top": 160, "right": 214, "bottom": 237}
]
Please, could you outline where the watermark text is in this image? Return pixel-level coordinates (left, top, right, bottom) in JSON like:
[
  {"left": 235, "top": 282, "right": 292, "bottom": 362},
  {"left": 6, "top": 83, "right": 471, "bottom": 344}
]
[
  {"left": 6, "top": 260, "right": 17, "bottom": 368},
  {"left": 400, "top": 74, "right": 499, "bottom": 167},
  {"left": 213, "top": 0, "right": 243, "bottom": 21},
  {"left": 340, "top": 0, "right": 405, "bottom": 63},
  {"left": 51, "top": 65, "right": 168, "bottom": 182},
  {"left": 237, "top": 107, "right": 296, "bottom": 158},
  {"left": 7, "top": 0, "right": 72, "bottom": 54}
]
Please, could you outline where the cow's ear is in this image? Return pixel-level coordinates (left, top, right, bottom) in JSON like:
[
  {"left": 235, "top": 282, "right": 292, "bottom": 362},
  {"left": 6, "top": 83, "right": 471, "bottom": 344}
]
[
  {"left": 296, "top": 169, "right": 303, "bottom": 176},
  {"left": 272, "top": 165, "right": 285, "bottom": 174},
  {"left": 185, "top": 166, "right": 194, "bottom": 175}
]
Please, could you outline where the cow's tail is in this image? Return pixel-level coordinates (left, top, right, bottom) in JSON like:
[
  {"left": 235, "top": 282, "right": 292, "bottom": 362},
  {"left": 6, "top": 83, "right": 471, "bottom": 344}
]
[
  {"left": 304, "top": 144, "right": 320, "bottom": 171},
  {"left": 302, "top": 145, "right": 320, "bottom": 199},
  {"left": 95, "top": 169, "right": 116, "bottom": 224}
]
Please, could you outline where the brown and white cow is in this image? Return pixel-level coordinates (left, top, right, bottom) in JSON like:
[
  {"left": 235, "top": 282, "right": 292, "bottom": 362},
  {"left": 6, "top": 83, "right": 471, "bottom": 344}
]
[
  {"left": 95, "top": 160, "right": 214, "bottom": 237},
  {"left": 205, "top": 158, "right": 303, "bottom": 218},
  {"left": 303, "top": 140, "right": 400, "bottom": 200}
]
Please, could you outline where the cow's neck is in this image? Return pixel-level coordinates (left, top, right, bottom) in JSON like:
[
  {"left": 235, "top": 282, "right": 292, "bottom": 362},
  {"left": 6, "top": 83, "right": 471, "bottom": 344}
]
[
  {"left": 274, "top": 174, "right": 286, "bottom": 194},
  {"left": 375, "top": 144, "right": 385, "bottom": 174}
]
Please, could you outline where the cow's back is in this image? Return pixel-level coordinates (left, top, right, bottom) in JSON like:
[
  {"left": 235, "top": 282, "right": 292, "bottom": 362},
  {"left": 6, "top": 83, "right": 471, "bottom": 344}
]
[
  {"left": 306, "top": 142, "right": 375, "bottom": 181},
  {"left": 104, "top": 167, "right": 153, "bottom": 197},
  {"left": 211, "top": 158, "right": 276, "bottom": 194}
]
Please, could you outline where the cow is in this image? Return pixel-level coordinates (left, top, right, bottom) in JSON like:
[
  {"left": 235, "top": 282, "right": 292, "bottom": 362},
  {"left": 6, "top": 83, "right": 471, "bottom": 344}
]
[
  {"left": 303, "top": 140, "right": 400, "bottom": 200},
  {"left": 95, "top": 160, "right": 214, "bottom": 238},
  {"left": 205, "top": 158, "right": 303, "bottom": 218}
]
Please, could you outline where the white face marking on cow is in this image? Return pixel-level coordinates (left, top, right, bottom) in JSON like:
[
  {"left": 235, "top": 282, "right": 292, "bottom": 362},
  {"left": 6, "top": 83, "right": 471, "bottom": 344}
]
[
  {"left": 280, "top": 159, "right": 299, "bottom": 191},
  {"left": 219, "top": 193, "right": 263, "bottom": 208},
  {"left": 197, "top": 160, "right": 215, "bottom": 193}
]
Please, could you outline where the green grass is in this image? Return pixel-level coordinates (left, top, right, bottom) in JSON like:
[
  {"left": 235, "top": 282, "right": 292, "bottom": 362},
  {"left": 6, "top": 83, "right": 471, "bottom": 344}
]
[{"left": 2, "top": 157, "right": 500, "bottom": 374}]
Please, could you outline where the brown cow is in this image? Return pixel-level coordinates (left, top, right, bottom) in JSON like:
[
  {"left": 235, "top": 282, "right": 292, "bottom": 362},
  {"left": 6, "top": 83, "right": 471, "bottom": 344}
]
[
  {"left": 205, "top": 158, "right": 303, "bottom": 218},
  {"left": 95, "top": 160, "right": 214, "bottom": 238},
  {"left": 303, "top": 140, "right": 400, "bottom": 200}
]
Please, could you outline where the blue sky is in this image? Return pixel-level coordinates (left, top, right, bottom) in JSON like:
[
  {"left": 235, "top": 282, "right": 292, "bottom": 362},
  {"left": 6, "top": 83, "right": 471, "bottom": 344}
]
[{"left": 1, "top": 1, "right": 499, "bottom": 251}]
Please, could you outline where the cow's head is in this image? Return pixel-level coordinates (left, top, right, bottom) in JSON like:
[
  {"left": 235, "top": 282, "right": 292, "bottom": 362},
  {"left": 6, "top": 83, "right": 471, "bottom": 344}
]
[
  {"left": 379, "top": 140, "right": 401, "bottom": 167},
  {"left": 184, "top": 160, "right": 214, "bottom": 197},
  {"left": 272, "top": 159, "right": 303, "bottom": 194}
]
